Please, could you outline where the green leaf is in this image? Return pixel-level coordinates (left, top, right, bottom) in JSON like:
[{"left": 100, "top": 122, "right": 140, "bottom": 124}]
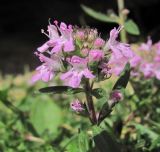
[
  {"left": 65, "top": 131, "right": 89, "bottom": 152},
  {"left": 30, "top": 95, "right": 62, "bottom": 136},
  {"left": 124, "top": 19, "right": 140, "bottom": 35},
  {"left": 81, "top": 5, "right": 118, "bottom": 23},
  {"left": 65, "top": 135, "right": 79, "bottom": 152},
  {"left": 92, "top": 126, "right": 121, "bottom": 152},
  {"left": 0, "top": 89, "right": 8, "bottom": 101},
  {"left": 78, "top": 131, "right": 90, "bottom": 152},
  {"left": 135, "top": 139, "right": 146, "bottom": 149},
  {"left": 39, "top": 86, "right": 84, "bottom": 94},
  {"left": 149, "top": 137, "right": 160, "bottom": 150},
  {"left": 131, "top": 123, "right": 158, "bottom": 140},
  {"left": 113, "top": 63, "right": 130, "bottom": 90},
  {"left": 92, "top": 88, "right": 106, "bottom": 99},
  {"left": 98, "top": 102, "right": 111, "bottom": 125}
]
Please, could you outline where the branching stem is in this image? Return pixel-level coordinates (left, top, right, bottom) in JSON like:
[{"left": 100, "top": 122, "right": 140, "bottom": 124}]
[{"left": 84, "top": 79, "right": 97, "bottom": 124}]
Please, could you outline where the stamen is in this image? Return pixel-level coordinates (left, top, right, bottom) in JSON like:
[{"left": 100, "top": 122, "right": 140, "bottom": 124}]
[
  {"left": 117, "top": 26, "right": 124, "bottom": 32},
  {"left": 41, "top": 29, "right": 49, "bottom": 38}
]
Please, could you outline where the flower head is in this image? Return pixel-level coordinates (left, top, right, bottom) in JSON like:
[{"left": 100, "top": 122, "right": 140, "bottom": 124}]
[
  {"left": 61, "top": 56, "right": 95, "bottom": 88},
  {"left": 140, "top": 63, "right": 154, "bottom": 78},
  {"left": 130, "top": 38, "right": 160, "bottom": 80},
  {"left": 33, "top": 22, "right": 134, "bottom": 87},
  {"left": 108, "top": 56, "right": 128, "bottom": 76},
  {"left": 105, "top": 26, "right": 134, "bottom": 75},
  {"left": 106, "top": 26, "right": 134, "bottom": 59},
  {"left": 31, "top": 53, "right": 61, "bottom": 83},
  {"left": 70, "top": 99, "right": 84, "bottom": 112},
  {"left": 139, "top": 37, "right": 152, "bottom": 51},
  {"left": 37, "top": 21, "right": 75, "bottom": 53}
]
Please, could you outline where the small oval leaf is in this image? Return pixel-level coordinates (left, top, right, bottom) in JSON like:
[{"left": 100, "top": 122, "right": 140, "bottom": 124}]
[{"left": 124, "top": 19, "right": 140, "bottom": 35}]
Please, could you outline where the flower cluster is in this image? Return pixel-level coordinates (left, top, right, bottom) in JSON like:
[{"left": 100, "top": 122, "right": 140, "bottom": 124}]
[
  {"left": 130, "top": 38, "right": 160, "bottom": 79},
  {"left": 70, "top": 99, "right": 84, "bottom": 112},
  {"left": 32, "top": 21, "right": 133, "bottom": 89}
]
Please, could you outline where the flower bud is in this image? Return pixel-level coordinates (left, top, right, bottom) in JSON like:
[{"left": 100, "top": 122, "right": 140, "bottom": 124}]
[
  {"left": 89, "top": 49, "right": 104, "bottom": 62},
  {"left": 108, "top": 90, "right": 123, "bottom": 107},
  {"left": 83, "top": 42, "right": 89, "bottom": 48},
  {"left": 81, "top": 48, "right": 89, "bottom": 56},
  {"left": 87, "top": 29, "right": 97, "bottom": 42},
  {"left": 111, "top": 90, "right": 123, "bottom": 101},
  {"left": 94, "top": 38, "right": 105, "bottom": 48},
  {"left": 122, "top": 9, "right": 130, "bottom": 15},
  {"left": 75, "top": 31, "right": 85, "bottom": 41}
]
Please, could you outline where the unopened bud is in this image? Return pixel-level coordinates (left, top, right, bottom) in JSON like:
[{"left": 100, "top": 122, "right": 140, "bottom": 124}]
[
  {"left": 122, "top": 9, "right": 130, "bottom": 15},
  {"left": 94, "top": 38, "right": 105, "bottom": 48},
  {"left": 83, "top": 42, "right": 89, "bottom": 48},
  {"left": 75, "top": 31, "right": 85, "bottom": 41},
  {"left": 81, "top": 48, "right": 89, "bottom": 56},
  {"left": 87, "top": 29, "right": 97, "bottom": 42},
  {"left": 111, "top": 90, "right": 123, "bottom": 101},
  {"left": 108, "top": 90, "right": 123, "bottom": 107}
]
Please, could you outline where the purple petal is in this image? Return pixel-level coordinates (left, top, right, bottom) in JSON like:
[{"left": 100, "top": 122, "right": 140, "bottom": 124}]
[
  {"left": 51, "top": 44, "right": 62, "bottom": 53},
  {"left": 37, "top": 43, "right": 49, "bottom": 52},
  {"left": 64, "top": 39, "right": 75, "bottom": 52},
  {"left": 42, "top": 71, "right": 54, "bottom": 82},
  {"left": 68, "top": 73, "right": 82, "bottom": 88},
  {"left": 83, "top": 69, "right": 95, "bottom": 79}
]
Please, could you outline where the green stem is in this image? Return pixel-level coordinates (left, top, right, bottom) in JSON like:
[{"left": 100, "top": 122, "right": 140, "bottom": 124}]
[
  {"left": 84, "top": 79, "right": 97, "bottom": 124},
  {"left": 117, "top": 0, "right": 127, "bottom": 42}
]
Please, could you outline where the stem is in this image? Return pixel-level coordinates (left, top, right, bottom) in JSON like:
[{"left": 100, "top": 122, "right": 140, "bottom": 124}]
[
  {"left": 117, "top": 0, "right": 127, "bottom": 42},
  {"left": 84, "top": 79, "right": 97, "bottom": 124}
]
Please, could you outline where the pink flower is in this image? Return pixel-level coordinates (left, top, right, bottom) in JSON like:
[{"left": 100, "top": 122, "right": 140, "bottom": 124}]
[
  {"left": 152, "top": 62, "right": 160, "bottom": 80},
  {"left": 89, "top": 49, "right": 104, "bottom": 62},
  {"left": 140, "top": 62, "right": 154, "bottom": 78},
  {"left": 105, "top": 26, "right": 134, "bottom": 75},
  {"left": 130, "top": 55, "right": 142, "bottom": 68},
  {"left": 61, "top": 56, "right": 95, "bottom": 88},
  {"left": 37, "top": 21, "right": 75, "bottom": 53},
  {"left": 109, "top": 56, "right": 128, "bottom": 75},
  {"left": 106, "top": 26, "right": 134, "bottom": 59},
  {"left": 70, "top": 99, "right": 84, "bottom": 112},
  {"left": 155, "top": 41, "right": 160, "bottom": 55},
  {"left": 31, "top": 53, "right": 61, "bottom": 83},
  {"left": 99, "top": 62, "right": 111, "bottom": 75},
  {"left": 139, "top": 37, "right": 152, "bottom": 51}
]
